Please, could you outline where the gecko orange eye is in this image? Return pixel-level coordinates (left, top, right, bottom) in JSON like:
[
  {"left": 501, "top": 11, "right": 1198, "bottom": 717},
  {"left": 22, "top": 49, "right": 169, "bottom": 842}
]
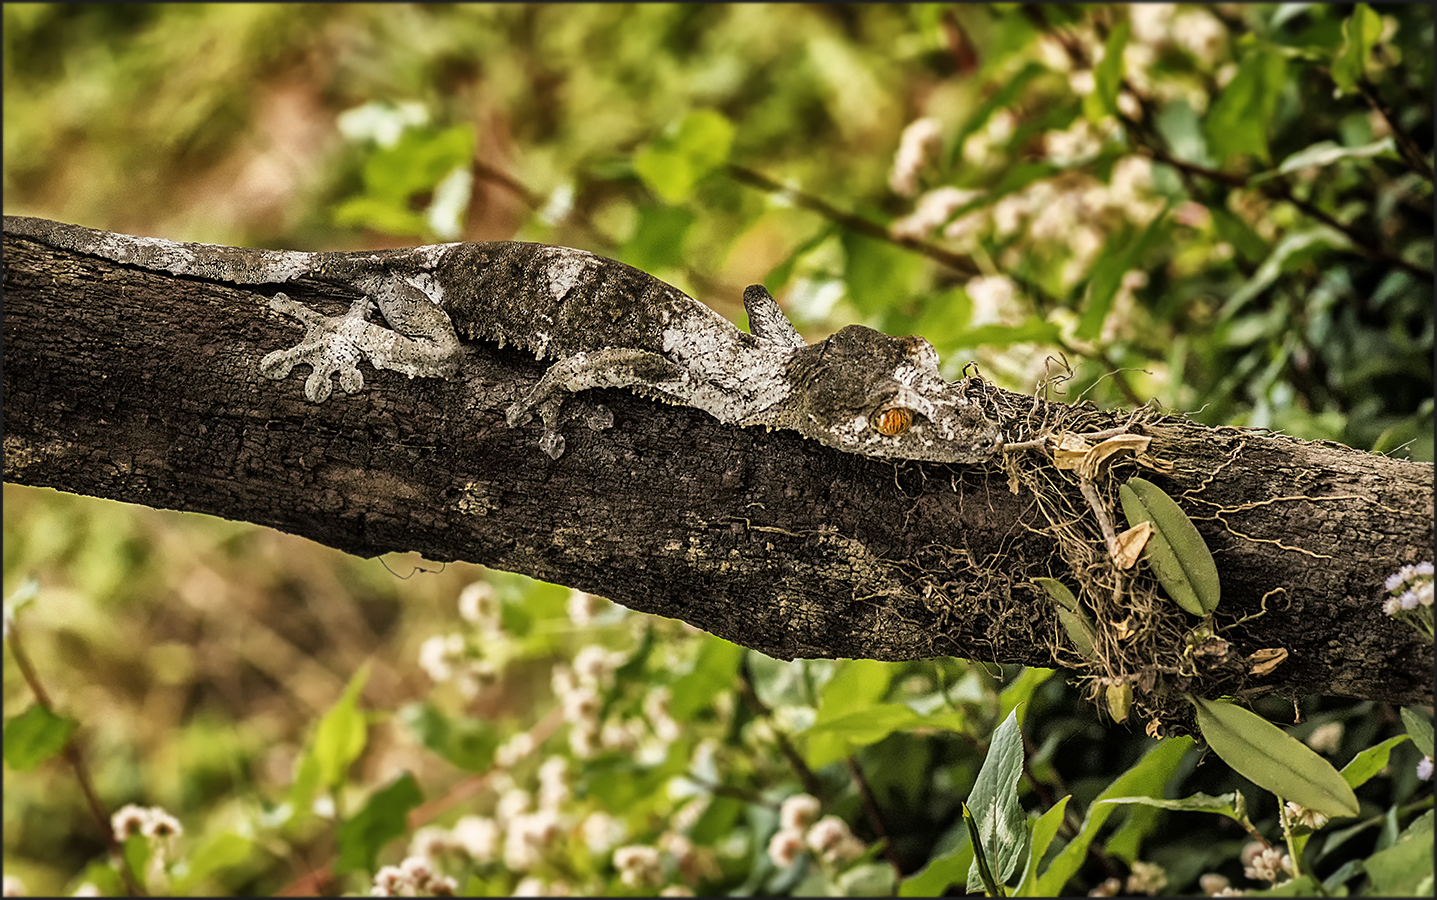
[{"left": 872, "top": 407, "right": 913, "bottom": 436}]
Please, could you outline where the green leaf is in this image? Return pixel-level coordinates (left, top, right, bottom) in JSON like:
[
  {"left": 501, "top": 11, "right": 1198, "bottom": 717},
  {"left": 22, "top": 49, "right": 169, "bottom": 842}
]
[
  {"left": 762, "top": 225, "right": 834, "bottom": 298},
  {"left": 802, "top": 703, "right": 922, "bottom": 769},
  {"left": 1036, "top": 736, "right": 1193, "bottom": 895},
  {"left": 1192, "top": 697, "right": 1359, "bottom": 818},
  {"left": 842, "top": 231, "right": 924, "bottom": 316},
  {"left": 900, "top": 826, "right": 974, "bottom": 897},
  {"left": 1014, "top": 796, "right": 1070, "bottom": 897},
  {"left": 1330, "top": 3, "right": 1383, "bottom": 96},
  {"left": 1119, "top": 477, "right": 1221, "bottom": 616},
  {"left": 314, "top": 664, "right": 371, "bottom": 790},
  {"left": 950, "top": 63, "right": 1044, "bottom": 167},
  {"left": 964, "top": 803, "right": 1006, "bottom": 897},
  {"left": 1339, "top": 735, "right": 1410, "bottom": 789},
  {"left": 620, "top": 204, "right": 696, "bottom": 274},
  {"left": 3, "top": 703, "right": 78, "bottom": 771},
  {"left": 966, "top": 708, "right": 1027, "bottom": 892},
  {"left": 817, "top": 658, "right": 896, "bottom": 721},
  {"left": 399, "top": 702, "right": 498, "bottom": 772},
  {"left": 1076, "top": 205, "right": 1170, "bottom": 341},
  {"left": 952, "top": 319, "right": 1064, "bottom": 350},
  {"left": 633, "top": 109, "right": 735, "bottom": 204},
  {"left": 1209, "top": 207, "right": 1270, "bottom": 265},
  {"left": 668, "top": 635, "right": 744, "bottom": 722},
  {"left": 998, "top": 668, "right": 1055, "bottom": 726},
  {"left": 1219, "top": 226, "right": 1351, "bottom": 319},
  {"left": 1204, "top": 48, "right": 1287, "bottom": 164},
  {"left": 1362, "top": 810, "right": 1433, "bottom": 896},
  {"left": 1097, "top": 791, "right": 1246, "bottom": 822},
  {"left": 173, "top": 831, "right": 254, "bottom": 893},
  {"left": 1277, "top": 137, "right": 1399, "bottom": 173},
  {"left": 1400, "top": 706, "right": 1435, "bottom": 758},
  {"left": 334, "top": 771, "right": 424, "bottom": 875},
  {"left": 1084, "top": 20, "right": 1129, "bottom": 123}
]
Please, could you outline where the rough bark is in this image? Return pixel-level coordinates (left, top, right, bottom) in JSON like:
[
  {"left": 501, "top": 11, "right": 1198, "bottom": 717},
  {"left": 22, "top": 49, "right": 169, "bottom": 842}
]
[{"left": 3, "top": 232, "right": 1432, "bottom": 714}]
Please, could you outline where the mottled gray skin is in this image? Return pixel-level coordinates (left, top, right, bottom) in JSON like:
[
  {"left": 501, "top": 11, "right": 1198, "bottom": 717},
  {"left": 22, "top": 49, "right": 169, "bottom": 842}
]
[{"left": 3, "top": 216, "right": 1004, "bottom": 462}]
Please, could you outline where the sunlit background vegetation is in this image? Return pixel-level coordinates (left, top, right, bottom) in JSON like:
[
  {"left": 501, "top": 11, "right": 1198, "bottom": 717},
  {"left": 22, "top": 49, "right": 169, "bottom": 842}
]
[{"left": 4, "top": 4, "right": 1432, "bottom": 896}]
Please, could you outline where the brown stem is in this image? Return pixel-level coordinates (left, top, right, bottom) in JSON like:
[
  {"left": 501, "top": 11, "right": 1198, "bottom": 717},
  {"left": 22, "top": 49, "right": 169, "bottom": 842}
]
[
  {"left": 7, "top": 621, "right": 145, "bottom": 897},
  {"left": 1356, "top": 77, "right": 1435, "bottom": 184},
  {"left": 725, "top": 164, "right": 982, "bottom": 279},
  {"left": 844, "top": 755, "right": 905, "bottom": 874}
]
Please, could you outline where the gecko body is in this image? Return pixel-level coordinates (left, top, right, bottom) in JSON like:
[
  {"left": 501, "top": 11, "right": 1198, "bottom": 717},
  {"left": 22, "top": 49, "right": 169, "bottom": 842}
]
[{"left": 3, "top": 216, "right": 1003, "bottom": 463}]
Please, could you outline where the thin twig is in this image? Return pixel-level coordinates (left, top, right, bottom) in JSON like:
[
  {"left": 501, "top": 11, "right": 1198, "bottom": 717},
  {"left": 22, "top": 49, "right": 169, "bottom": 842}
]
[
  {"left": 8, "top": 621, "right": 145, "bottom": 897},
  {"left": 1356, "top": 77, "right": 1435, "bottom": 183},
  {"left": 844, "top": 756, "right": 906, "bottom": 874},
  {"left": 725, "top": 164, "right": 982, "bottom": 279}
]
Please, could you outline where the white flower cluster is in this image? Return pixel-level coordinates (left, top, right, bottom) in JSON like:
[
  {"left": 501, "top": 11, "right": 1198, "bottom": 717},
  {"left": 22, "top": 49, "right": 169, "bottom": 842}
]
[
  {"left": 1381, "top": 561, "right": 1434, "bottom": 639},
  {"left": 418, "top": 633, "right": 497, "bottom": 699},
  {"left": 371, "top": 856, "right": 458, "bottom": 897},
  {"left": 889, "top": 117, "right": 943, "bottom": 197},
  {"left": 1124, "top": 861, "right": 1168, "bottom": 896},
  {"left": 1241, "top": 843, "right": 1293, "bottom": 885},
  {"left": 765, "top": 794, "right": 865, "bottom": 870},
  {"left": 111, "top": 803, "right": 183, "bottom": 844},
  {"left": 1283, "top": 801, "right": 1330, "bottom": 832},
  {"left": 613, "top": 844, "right": 663, "bottom": 889}
]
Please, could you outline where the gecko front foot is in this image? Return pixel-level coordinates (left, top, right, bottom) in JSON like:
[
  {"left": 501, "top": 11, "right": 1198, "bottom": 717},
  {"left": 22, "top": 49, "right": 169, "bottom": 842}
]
[
  {"left": 506, "top": 391, "right": 569, "bottom": 459},
  {"left": 259, "top": 293, "right": 373, "bottom": 403}
]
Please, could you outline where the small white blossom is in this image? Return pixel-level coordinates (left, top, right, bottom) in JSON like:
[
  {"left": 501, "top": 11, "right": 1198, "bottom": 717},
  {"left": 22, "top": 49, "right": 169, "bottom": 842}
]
[
  {"left": 582, "top": 811, "right": 627, "bottom": 855},
  {"left": 890, "top": 186, "right": 983, "bottom": 240},
  {"left": 1172, "top": 9, "right": 1227, "bottom": 64},
  {"left": 561, "top": 686, "right": 602, "bottom": 726},
  {"left": 70, "top": 884, "right": 101, "bottom": 897},
  {"left": 496, "top": 788, "right": 533, "bottom": 825},
  {"left": 805, "top": 815, "right": 864, "bottom": 865},
  {"left": 889, "top": 118, "right": 943, "bottom": 197},
  {"left": 572, "top": 645, "right": 622, "bottom": 689},
  {"left": 371, "top": 864, "right": 409, "bottom": 896},
  {"left": 1418, "top": 755, "right": 1433, "bottom": 780},
  {"left": 408, "top": 825, "right": 454, "bottom": 860},
  {"left": 452, "top": 815, "right": 500, "bottom": 863},
  {"left": 779, "top": 794, "right": 822, "bottom": 832},
  {"left": 1125, "top": 861, "right": 1167, "bottom": 896},
  {"left": 418, "top": 633, "right": 466, "bottom": 684},
  {"left": 1199, "top": 872, "right": 1231, "bottom": 896},
  {"left": 566, "top": 589, "right": 601, "bottom": 625},
  {"left": 503, "top": 810, "right": 564, "bottom": 872},
  {"left": 1242, "top": 846, "right": 1293, "bottom": 884},
  {"left": 1088, "top": 876, "right": 1123, "bottom": 897},
  {"left": 496, "top": 732, "right": 536, "bottom": 769},
  {"left": 1306, "top": 721, "right": 1345, "bottom": 754},
  {"left": 767, "top": 827, "right": 806, "bottom": 868},
  {"left": 659, "top": 887, "right": 694, "bottom": 897},
  {"left": 2, "top": 876, "right": 25, "bottom": 898},
  {"left": 568, "top": 722, "right": 601, "bottom": 759},
  {"left": 1284, "top": 801, "right": 1329, "bottom": 831},
  {"left": 613, "top": 844, "right": 664, "bottom": 889},
  {"left": 458, "top": 581, "right": 501, "bottom": 630},
  {"left": 112, "top": 804, "right": 151, "bottom": 841}
]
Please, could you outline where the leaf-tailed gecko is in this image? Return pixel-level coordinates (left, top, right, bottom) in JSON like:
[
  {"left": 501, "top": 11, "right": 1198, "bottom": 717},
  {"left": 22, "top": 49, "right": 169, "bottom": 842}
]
[{"left": 3, "top": 216, "right": 1004, "bottom": 463}]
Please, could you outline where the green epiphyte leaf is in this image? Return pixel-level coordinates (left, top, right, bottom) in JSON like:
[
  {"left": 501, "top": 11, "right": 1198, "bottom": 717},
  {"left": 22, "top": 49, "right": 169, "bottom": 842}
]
[
  {"left": 1192, "top": 697, "right": 1360, "bottom": 818},
  {"left": 1119, "top": 477, "right": 1220, "bottom": 615},
  {"left": 1033, "top": 578, "right": 1097, "bottom": 659}
]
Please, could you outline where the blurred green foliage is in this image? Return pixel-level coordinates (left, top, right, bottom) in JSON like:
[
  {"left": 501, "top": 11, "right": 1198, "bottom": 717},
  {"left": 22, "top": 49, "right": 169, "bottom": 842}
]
[{"left": 3, "top": 3, "right": 1432, "bottom": 896}]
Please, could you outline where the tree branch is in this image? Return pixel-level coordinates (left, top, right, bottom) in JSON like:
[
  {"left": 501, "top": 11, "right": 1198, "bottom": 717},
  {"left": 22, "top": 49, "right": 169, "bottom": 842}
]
[{"left": 3, "top": 231, "right": 1431, "bottom": 715}]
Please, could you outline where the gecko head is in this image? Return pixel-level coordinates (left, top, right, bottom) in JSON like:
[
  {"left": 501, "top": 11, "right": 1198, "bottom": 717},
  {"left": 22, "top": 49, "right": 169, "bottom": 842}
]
[{"left": 783, "top": 324, "right": 1003, "bottom": 464}]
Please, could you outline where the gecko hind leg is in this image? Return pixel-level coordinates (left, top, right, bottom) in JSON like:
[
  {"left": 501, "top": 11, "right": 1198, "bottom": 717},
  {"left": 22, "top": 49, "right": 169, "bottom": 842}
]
[{"left": 506, "top": 348, "right": 688, "bottom": 459}]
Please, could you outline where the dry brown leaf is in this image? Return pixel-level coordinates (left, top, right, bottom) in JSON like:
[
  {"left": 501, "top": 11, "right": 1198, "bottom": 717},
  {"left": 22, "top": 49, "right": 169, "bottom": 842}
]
[
  {"left": 1113, "top": 521, "right": 1153, "bottom": 569},
  {"left": 1248, "top": 647, "right": 1289, "bottom": 676},
  {"left": 1080, "top": 434, "right": 1153, "bottom": 479}
]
